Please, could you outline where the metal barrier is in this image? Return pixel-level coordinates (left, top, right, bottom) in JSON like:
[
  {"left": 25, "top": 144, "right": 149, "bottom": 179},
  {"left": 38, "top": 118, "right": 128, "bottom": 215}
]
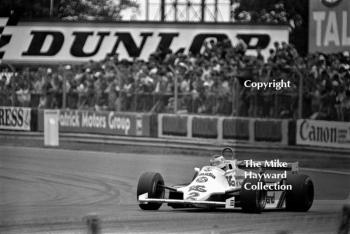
[{"left": 157, "top": 113, "right": 291, "bottom": 145}]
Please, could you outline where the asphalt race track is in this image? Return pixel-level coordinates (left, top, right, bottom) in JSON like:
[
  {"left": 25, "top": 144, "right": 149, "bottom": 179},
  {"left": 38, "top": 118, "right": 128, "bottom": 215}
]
[{"left": 0, "top": 146, "right": 349, "bottom": 234}]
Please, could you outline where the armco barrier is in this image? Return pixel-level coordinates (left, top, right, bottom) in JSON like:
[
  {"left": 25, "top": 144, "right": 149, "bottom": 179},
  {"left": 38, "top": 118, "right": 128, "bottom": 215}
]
[
  {"left": 3, "top": 108, "right": 348, "bottom": 148},
  {"left": 161, "top": 115, "right": 188, "bottom": 136},
  {"left": 37, "top": 109, "right": 157, "bottom": 137},
  {"left": 158, "top": 114, "right": 291, "bottom": 145},
  {"left": 222, "top": 118, "right": 249, "bottom": 140},
  {"left": 254, "top": 119, "right": 290, "bottom": 145},
  {"left": 34, "top": 110, "right": 291, "bottom": 145},
  {"left": 254, "top": 119, "right": 282, "bottom": 142},
  {"left": 192, "top": 116, "right": 218, "bottom": 138}
]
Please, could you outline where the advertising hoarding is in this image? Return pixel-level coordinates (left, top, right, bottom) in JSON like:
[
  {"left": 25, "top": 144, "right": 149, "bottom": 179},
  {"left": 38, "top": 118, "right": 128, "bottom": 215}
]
[
  {"left": 309, "top": 0, "right": 350, "bottom": 53},
  {"left": 0, "top": 106, "right": 31, "bottom": 131},
  {"left": 37, "top": 109, "right": 154, "bottom": 137},
  {"left": 0, "top": 19, "right": 289, "bottom": 63},
  {"left": 296, "top": 119, "right": 350, "bottom": 149}
]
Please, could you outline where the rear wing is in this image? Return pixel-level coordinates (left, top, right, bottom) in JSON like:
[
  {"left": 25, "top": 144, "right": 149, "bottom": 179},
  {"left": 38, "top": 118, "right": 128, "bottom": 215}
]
[{"left": 237, "top": 161, "right": 299, "bottom": 173}]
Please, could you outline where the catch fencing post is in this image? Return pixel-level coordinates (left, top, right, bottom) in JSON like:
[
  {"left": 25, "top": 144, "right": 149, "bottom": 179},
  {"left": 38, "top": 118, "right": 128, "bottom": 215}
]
[
  {"left": 297, "top": 68, "right": 303, "bottom": 119},
  {"left": 169, "top": 66, "right": 178, "bottom": 113},
  {"left": 62, "top": 71, "right": 67, "bottom": 109}
]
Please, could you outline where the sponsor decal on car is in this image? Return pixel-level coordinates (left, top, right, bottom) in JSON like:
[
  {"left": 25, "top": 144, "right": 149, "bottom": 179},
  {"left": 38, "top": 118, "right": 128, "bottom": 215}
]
[
  {"left": 189, "top": 185, "right": 206, "bottom": 192},
  {"left": 226, "top": 175, "right": 242, "bottom": 187},
  {"left": 266, "top": 192, "right": 276, "bottom": 204},
  {"left": 198, "top": 173, "right": 216, "bottom": 179},
  {"left": 195, "top": 177, "right": 208, "bottom": 183},
  {"left": 186, "top": 192, "right": 200, "bottom": 200},
  {"left": 225, "top": 197, "right": 235, "bottom": 208}
]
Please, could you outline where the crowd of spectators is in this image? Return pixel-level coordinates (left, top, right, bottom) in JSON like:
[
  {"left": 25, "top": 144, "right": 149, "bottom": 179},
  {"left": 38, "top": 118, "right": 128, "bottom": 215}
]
[
  {"left": 0, "top": 38, "right": 350, "bottom": 121},
  {"left": 57, "top": 0, "right": 137, "bottom": 21},
  {"left": 234, "top": 2, "right": 303, "bottom": 29},
  {"left": 305, "top": 52, "right": 350, "bottom": 121}
]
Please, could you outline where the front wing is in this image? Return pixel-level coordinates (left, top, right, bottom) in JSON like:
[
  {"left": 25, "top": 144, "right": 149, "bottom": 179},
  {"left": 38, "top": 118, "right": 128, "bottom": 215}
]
[
  {"left": 138, "top": 193, "right": 236, "bottom": 209},
  {"left": 138, "top": 190, "right": 287, "bottom": 210}
]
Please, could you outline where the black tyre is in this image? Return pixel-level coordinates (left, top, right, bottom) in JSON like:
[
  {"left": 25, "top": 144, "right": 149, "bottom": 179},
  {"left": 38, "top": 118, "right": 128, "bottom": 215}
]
[
  {"left": 286, "top": 174, "right": 314, "bottom": 212},
  {"left": 240, "top": 178, "right": 267, "bottom": 213},
  {"left": 137, "top": 172, "right": 165, "bottom": 210}
]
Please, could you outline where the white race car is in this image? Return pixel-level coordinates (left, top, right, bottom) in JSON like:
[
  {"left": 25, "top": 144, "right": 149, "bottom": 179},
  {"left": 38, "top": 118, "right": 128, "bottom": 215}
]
[{"left": 137, "top": 148, "right": 314, "bottom": 213}]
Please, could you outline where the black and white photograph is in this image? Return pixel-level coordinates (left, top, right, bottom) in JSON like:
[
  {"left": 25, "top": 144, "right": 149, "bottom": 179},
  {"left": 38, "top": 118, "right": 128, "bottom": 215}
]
[{"left": 0, "top": 0, "right": 349, "bottom": 233}]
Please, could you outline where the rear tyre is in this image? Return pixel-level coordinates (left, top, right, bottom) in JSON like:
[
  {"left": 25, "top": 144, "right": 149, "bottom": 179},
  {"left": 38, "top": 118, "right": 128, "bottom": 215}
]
[
  {"left": 240, "top": 178, "right": 266, "bottom": 213},
  {"left": 137, "top": 172, "right": 165, "bottom": 210},
  {"left": 285, "top": 174, "right": 314, "bottom": 212}
]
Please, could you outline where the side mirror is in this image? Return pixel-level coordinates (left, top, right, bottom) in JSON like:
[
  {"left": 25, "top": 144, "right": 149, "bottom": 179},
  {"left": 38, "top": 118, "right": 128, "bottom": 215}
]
[{"left": 194, "top": 167, "right": 200, "bottom": 173}]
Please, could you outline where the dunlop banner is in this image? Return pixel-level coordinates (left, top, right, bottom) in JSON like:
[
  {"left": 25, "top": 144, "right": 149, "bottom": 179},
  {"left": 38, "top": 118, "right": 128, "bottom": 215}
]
[
  {"left": 0, "top": 106, "right": 31, "bottom": 131},
  {"left": 309, "top": 0, "right": 350, "bottom": 53},
  {"left": 296, "top": 119, "right": 350, "bottom": 149},
  {"left": 0, "top": 19, "right": 289, "bottom": 63}
]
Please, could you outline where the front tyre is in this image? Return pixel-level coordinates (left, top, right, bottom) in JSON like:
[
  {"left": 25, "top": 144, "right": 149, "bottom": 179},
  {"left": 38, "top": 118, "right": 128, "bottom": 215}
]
[
  {"left": 240, "top": 178, "right": 267, "bottom": 213},
  {"left": 286, "top": 174, "right": 314, "bottom": 212},
  {"left": 137, "top": 172, "right": 165, "bottom": 210}
]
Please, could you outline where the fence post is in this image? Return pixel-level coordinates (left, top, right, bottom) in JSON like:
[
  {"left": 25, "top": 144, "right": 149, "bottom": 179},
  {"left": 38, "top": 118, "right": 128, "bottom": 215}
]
[
  {"left": 169, "top": 66, "right": 178, "bottom": 113},
  {"left": 297, "top": 69, "right": 303, "bottom": 119},
  {"left": 133, "top": 92, "right": 137, "bottom": 111},
  {"left": 232, "top": 77, "right": 239, "bottom": 116},
  {"left": 62, "top": 72, "right": 67, "bottom": 109},
  {"left": 274, "top": 93, "right": 279, "bottom": 118},
  {"left": 3, "top": 63, "right": 16, "bottom": 106}
]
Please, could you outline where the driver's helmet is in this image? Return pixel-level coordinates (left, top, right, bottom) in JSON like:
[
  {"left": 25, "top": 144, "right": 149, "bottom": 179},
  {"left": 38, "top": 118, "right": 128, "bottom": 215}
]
[
  {"left": 210, "top": 155, "right": 226, "bottom": 170},
  {"left": 222, "top": 147, "right": 236, "bottom": 159}
]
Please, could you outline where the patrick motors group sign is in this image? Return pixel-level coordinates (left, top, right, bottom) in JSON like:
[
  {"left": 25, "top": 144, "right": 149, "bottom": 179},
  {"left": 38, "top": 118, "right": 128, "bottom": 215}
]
[
  {"left": 296, "top": 119, "right": 350, "bottom": 149},
  {"left": 58, "top": 110, "right": 146, "bottom": 136},
  {"left": 37, "top": 109, "right": 154, "bottom": 137},
  {"left": 0, "top": 19, "right": 289, "bottom": 63}
]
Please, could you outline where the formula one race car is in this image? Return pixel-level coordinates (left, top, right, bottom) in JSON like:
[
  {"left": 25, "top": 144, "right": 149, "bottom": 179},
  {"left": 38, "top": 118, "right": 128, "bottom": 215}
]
[{"left": 137, "top": 148, "right": 314, "bottom": 213}]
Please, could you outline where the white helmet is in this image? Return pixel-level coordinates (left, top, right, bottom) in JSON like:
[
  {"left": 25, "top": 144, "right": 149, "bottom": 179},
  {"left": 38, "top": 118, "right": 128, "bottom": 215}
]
[{"left": 210, "top": 155, "right": 226, "bottom": 170}]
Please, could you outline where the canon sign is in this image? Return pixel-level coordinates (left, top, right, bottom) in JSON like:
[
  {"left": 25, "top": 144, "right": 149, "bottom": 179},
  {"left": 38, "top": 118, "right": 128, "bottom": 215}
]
[
  {"left": 296, "top": 119, "right": 350, "bottom": 149},
  {"left": 0, "top": 20, "right": 289, "bottom": 63},
  {"left": 298, "top": 120, "right": 337, "bottom": 143}
]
